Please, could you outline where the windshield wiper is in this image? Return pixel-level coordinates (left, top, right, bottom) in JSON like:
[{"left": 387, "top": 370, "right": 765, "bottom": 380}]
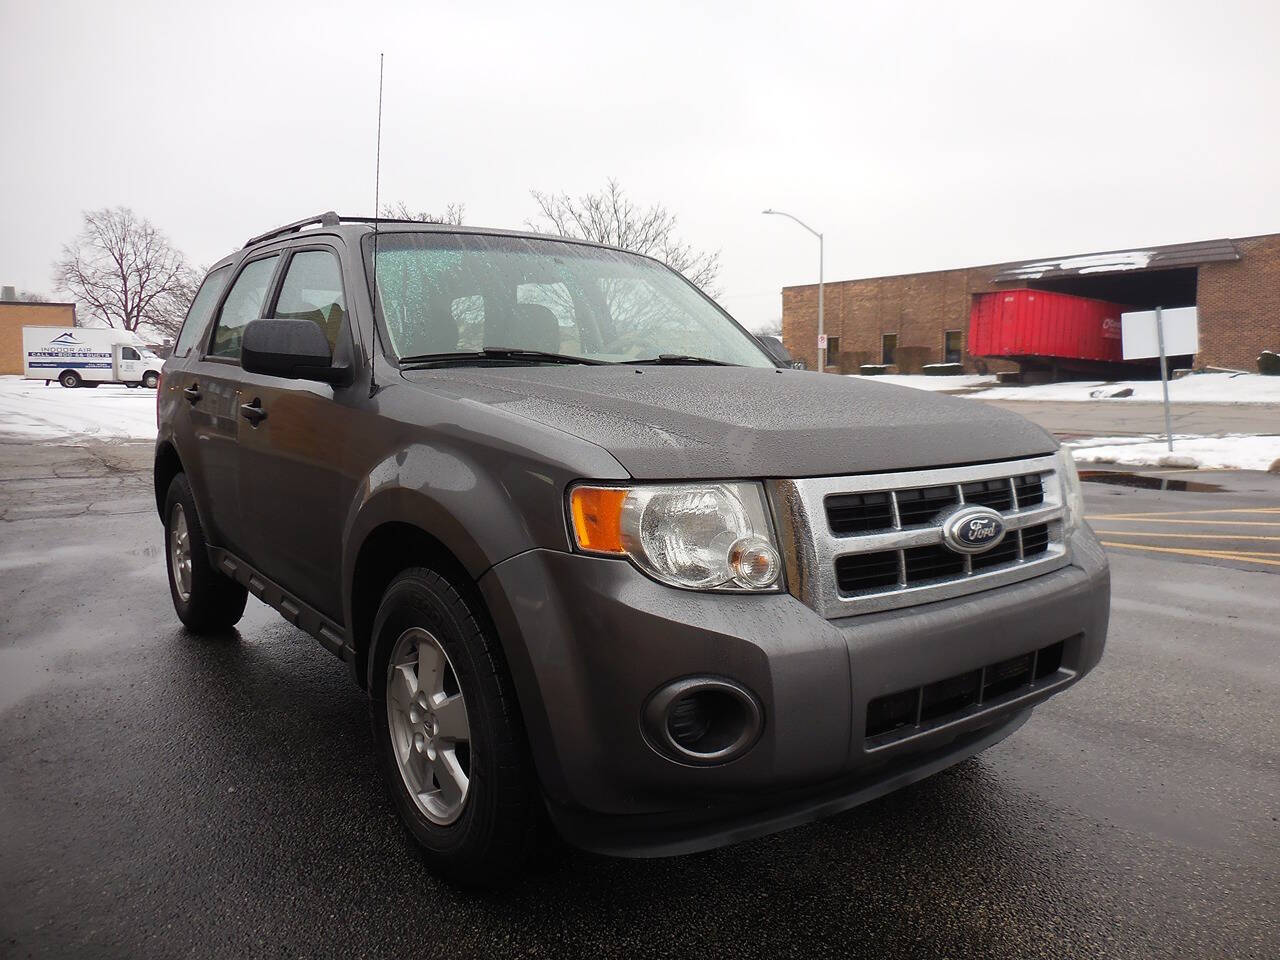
[
  {"left": 628, "top": 354, "right": 736, "bottom": 366},
  {"left": 399, "top": 348, "right": 607, "bottom": 368}
]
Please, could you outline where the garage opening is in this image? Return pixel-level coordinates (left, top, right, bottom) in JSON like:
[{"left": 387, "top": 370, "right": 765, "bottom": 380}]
[{"left": 1025, "top": 266, "right": 1197, "bottom": 313}]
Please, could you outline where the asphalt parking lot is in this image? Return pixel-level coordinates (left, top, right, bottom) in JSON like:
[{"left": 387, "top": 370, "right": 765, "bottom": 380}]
[{"left": 1, "top": 439, "right": 1277, "bottom": 959}]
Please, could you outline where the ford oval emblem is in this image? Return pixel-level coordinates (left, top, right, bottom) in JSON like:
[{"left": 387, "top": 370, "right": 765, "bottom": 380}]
[{"left": 941, "top": 505, "right": 1007, "bottom": 555}]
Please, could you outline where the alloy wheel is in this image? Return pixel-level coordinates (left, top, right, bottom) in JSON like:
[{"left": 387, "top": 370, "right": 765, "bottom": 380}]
[
  {"left": 386, "top": 627, "right": 472, "bottom": 825},
  {"left": 169, "top": 503, "right": 193, "bottom": 603}
]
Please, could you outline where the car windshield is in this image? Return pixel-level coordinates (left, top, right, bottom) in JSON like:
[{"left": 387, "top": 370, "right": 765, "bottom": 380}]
[{"left": 363, "top": 232, "right": 773, "bottom": 367}]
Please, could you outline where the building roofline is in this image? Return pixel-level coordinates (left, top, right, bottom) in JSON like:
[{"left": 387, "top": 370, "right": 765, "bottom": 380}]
[
  {"left": 781, "top": 230, "right": 1277, "bottom": 292},
  {"left": 0, "top": 299, "right": 77, "bottom": 308}
]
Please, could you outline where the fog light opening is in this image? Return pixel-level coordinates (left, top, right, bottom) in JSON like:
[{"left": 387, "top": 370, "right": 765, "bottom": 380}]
[{"left": 644, "top": 678, "right": 763, "bottom": 765}]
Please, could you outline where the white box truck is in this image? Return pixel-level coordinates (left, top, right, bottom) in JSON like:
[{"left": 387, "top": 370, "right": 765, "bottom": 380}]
[{"left": 23, "top": 327, "right": 163, "bottom": 389}]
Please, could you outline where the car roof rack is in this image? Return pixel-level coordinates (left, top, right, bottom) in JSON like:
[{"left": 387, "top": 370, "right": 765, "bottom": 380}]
[
  {"left": 243, "top": 211, "right": 343, "bottom": 248},
  {"left": 242, "top": 211, "right": 462, "bottom": 248}
]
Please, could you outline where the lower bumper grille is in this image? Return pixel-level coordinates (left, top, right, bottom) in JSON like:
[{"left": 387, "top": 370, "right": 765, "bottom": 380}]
[{"left": 864, "top": 639, "right": 1070, "bottom": 748}]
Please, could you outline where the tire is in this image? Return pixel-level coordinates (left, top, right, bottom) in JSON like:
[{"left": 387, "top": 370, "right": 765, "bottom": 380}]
[
  {"left": 59, "top": 371, "right": 81, "bottom": 388},
  {"left": 369, "top": 568, "right": 540, "bottom": 886},
  {"left": 142, "top": 371, "right": 160, "bottom": 389},
  {"left": 163, "top": 473, "right": 248, "bottom": 632},
  {"left": 125, "top": 382, "right": 139, "bottom": 389}
]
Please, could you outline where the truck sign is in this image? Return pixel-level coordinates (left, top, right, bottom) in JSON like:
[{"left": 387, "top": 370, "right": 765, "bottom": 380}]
[{"left": 22, "top": 327, "right": 162, "bottom": 388}]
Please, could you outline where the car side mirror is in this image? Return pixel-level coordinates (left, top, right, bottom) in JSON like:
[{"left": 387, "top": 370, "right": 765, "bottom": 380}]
[
  {"left": 756, "top": 335, "right": 792, "bottom": 367},
  {"left": 241, "top": 318, "right": 352, "bottom": 385}
]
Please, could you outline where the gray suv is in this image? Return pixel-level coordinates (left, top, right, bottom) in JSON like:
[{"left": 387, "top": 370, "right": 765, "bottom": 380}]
[{"left": 155, "top": 212, "right": 1109, "bottom": 885}]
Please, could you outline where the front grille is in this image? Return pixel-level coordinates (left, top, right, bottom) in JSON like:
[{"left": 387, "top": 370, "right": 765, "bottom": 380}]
[
  {"left": 835, "top": 550, "right": 900, "bottom": 593},
  {"left": 903, "top": 544, "right": 966, "bottom": 581},
  {"left": 769, "top": 455, "right": 1070, "bottom": 619},
  {"left": 826, "top": 491, "right": 894, "bottom": 535},
  {"left": 1014, "top": 473, "right": 1044, "bottom": 506},
  {"left": 1022, "top": 524, "right": 1050, "bottom": 556},
  {"left": 962, "top": 478, "right": 1015, "bottom": 511},
  {"left": 895, "top": 485, "right": 960, "bottom": 526},
  {"left": 865, "top": 639, "right": 1071, "bottom": 747}
]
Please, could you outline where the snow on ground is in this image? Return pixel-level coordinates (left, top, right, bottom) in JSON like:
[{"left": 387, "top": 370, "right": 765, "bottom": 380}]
[
  {"left": 968, "top": 372, "right": 1280, "bottom": 404},
  {"left": 848, "top": 374, "right": 998, "bottom": 392},
  {"left": 1067, "top": 434, "right": 1280, "bottom": 472},
  {"left": 0, "top": 376, "right": 157, "bottom": 442}
]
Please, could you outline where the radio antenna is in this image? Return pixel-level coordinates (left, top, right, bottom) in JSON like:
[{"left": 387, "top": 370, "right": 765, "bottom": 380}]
[{"left": 369, "top": 52, "right": 385, "bottom": 395}]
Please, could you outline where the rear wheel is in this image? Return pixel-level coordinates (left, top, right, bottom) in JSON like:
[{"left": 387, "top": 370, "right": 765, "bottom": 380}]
[
  {"left": 142, "top": 371, "right": 160, "bottom": 389},
  {"left": 59, "top": 371, "right": 81, "bottom": 388},
  {"left": 163, "top": 474, "right": 247, "bottom": 632},
  {"left": 369, "top": 569, "right": 540, "bottom": 886}
]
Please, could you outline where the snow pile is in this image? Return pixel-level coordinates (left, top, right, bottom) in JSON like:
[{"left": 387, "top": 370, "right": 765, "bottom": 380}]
[
  {"left": 848, "top": 374, "right": 998, "bottom": 392},
  {"left": 1067, "top": 434, "right": 1280, "bottom": 472},
  {"left": 969, "top": 373, "right": 1280, "bottom": 404},
  {"left": 1002, "top": 250, "right": 1154, "bottom": 280},
  {"left": 0, "top": 376, "right": 157, "bottom": 442}
]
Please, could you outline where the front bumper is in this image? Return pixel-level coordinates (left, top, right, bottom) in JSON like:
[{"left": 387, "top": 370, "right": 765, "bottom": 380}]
[{"left": 478, "top": 528, "right": 1109, "bottom": 856}]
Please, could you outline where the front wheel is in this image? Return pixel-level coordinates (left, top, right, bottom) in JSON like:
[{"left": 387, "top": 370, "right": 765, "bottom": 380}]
[
  {"left": 369, "top": 569, "right": 541, "bottom": 886},
  {"left": 163, "top": 474, "right": 248, "bottom": 632},
  {"left": 142, "top": 371, "right": 160, "bottom": 389}
]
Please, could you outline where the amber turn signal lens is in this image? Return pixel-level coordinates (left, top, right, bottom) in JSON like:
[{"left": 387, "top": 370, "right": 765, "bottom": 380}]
[{"left": 569, "top": 486, "right": 628, "bottom": 555}]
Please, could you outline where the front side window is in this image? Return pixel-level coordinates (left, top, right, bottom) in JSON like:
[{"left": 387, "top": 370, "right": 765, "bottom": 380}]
[
  {"left": 273, "top": 250, "right": 347, "bottom": 350},
  {"left": 120, "top": 346, "right": 140, "bottom": 360},
  {"left": 365, "top": 233, "right": 772, "bottom": 367},
  {"left": 173, "top": 265, "right": 231, "bottom": 358},
  {"left": 209, "top": 256, "right": 279, "bottom": 358}
]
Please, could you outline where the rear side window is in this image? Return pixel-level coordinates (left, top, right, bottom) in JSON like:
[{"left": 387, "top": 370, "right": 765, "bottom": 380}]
[
  {"left": 173, "top": 265, "right": 231, "bottom": 358},
  {"left": 273, "top": 250, "right": 346, "bottom": 350},
  {"left": 209, "top": 256, "right": 279, "bottom": 358}
]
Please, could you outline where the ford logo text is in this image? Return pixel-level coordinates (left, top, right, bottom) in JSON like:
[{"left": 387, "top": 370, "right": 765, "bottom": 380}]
[{"left": 941, "top": 506, "right": 1008, "bottom": 555}]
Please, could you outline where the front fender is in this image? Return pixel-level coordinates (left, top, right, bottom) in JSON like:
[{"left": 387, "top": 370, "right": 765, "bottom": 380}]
[{"left": 338, "top": 435, "right": 625, "bottom": 632}]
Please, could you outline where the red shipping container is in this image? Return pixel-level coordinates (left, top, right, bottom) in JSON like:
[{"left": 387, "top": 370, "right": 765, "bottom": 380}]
[{"left": 969, "top": 289, "right": 1127, "bottom": 362}]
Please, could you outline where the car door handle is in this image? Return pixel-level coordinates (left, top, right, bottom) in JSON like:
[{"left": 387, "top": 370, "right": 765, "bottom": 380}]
[
  {"left": 183, "top": 384, "right": 201, "bottom": 404},
  {"left": 240, "top": 399, "right": 267, "bottom": 426}
]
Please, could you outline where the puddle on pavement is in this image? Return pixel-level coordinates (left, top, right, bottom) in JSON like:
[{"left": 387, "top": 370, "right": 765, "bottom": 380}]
[{"left": 1081, "top": 471, "right": 1224, "bottom": 492}]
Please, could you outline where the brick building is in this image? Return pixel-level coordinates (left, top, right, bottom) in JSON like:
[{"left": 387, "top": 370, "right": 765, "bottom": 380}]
[
  {"left": 0, "top": 297, "right": 77, "bottom": 375},
  {"left": 781, "top": 232, "right": 1280, "bottom": 375}
]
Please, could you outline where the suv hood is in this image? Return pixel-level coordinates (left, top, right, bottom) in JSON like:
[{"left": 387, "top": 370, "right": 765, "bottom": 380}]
[{"left": 402, "top": 366, "right": 1057, "bottom": 479}]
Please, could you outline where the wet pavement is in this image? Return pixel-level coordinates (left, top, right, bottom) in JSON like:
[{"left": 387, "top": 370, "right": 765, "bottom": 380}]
[
  {"left": 975, "top": 397, "right": 1280, "bottom": 439},
  {"left": 1, "top": 440, "right": 1277, "bottom": 959},
  {"left": 1082, "top": 466, "right": 1280, "bottom": 573}
]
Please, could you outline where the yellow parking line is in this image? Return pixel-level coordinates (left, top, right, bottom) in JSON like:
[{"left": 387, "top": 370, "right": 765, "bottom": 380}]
[
  {"left": 1101, "top": 541, "right": 1280, "bottom": 567},
  {"left": 1087, "top": 508, "right": 1280, "bottom": 518},
  {"left": 1087, "top": 518, "right": 1280, "bottom": 527},
  {"left": 1091, "top": 530, "right": 1280, "bottom": 542}
]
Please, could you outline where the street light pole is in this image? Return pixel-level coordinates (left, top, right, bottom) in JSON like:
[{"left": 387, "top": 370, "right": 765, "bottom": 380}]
[{"left": 763, "top": 209, "right": 825, "bottom": 371}]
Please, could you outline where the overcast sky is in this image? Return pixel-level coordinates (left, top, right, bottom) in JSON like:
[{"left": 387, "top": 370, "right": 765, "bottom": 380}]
[{"left": 3, "top": 0, "right": 1279, "bottom": 331}]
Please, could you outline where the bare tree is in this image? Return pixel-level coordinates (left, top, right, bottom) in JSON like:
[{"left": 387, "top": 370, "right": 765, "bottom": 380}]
[
  {"left": 526, "top": 179, "right": 720, "bottom": 293},
  {"left": 53, "top": 207, "right": 195, "bottom": 336},
  {"left": 380, "top": 201, "right": 466, "bottom": 225}
]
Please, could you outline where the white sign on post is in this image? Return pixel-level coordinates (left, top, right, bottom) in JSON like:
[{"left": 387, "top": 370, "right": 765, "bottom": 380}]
[
  {"left": 817, "top": 334, "right": 828, "bottom": 348},
  {"left": 1121, "top": 306, "right": 1199, "bottom": 454},
  {"left": 1121, "top": 306, "right": 1199, "bottom": 360}
]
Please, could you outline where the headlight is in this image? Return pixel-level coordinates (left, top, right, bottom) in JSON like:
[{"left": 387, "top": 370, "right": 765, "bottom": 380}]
[
  {"left": 1056, "top": 447, "right": 1086, "bottom": 531},
  {"left": 568, "top": 482, "right": 783, "bottom": 591}
]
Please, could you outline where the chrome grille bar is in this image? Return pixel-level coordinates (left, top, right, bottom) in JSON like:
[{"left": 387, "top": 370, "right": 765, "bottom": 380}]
[{"left": 767, "top": 455, "right": 1071, "bottom": 620}]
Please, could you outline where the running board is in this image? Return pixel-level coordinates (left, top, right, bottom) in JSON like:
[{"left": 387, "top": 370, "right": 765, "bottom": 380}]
[{"left": 207, "top": 546, "right": 352, "bottom": 661}]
